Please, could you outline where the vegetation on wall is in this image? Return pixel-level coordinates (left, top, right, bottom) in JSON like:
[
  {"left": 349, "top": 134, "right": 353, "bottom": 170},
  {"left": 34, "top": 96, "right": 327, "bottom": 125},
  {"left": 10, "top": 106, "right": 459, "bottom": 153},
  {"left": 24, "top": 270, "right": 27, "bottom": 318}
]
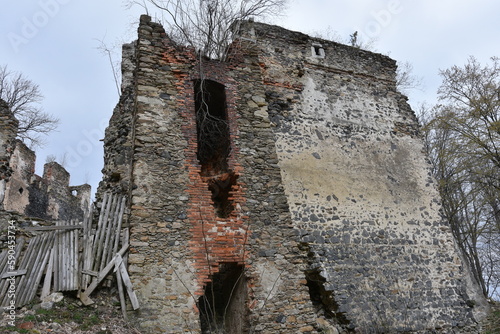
[{"left": 126, "top": 0, "right": 288, "bottom": 60}]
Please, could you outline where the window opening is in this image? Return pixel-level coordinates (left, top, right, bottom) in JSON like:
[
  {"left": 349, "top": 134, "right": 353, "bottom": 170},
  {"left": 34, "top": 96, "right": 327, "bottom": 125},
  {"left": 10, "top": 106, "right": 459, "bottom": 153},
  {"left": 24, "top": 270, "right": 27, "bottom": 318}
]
[
  {"left": 198, "top": 263, "right": 247, "bottom": 334},
  {"left": 194, "top": 80, "right": 230, "bottom": 176},
  {"left": 194, "top": 80, "right": 237, "bottom": 218},
  {"left": 311, "top": 43, "right": 325, "bottom": 58}
]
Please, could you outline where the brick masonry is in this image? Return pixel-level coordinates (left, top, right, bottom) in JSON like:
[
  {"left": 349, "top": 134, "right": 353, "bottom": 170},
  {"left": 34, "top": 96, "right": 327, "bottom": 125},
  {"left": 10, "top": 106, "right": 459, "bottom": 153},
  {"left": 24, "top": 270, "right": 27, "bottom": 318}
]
[{"left": 98, "top": 15, "right": 487, "bottom": 333}]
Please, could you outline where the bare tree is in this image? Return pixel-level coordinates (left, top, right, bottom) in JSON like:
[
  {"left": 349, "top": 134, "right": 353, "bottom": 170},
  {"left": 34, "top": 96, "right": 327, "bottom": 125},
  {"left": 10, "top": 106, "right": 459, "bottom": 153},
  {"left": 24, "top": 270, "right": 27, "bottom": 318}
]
[
  {"left": 420, "top": 56, "right": 500, "bottom": 299},
  {"left": 0, "top": 65, "right": 59, "bottom": 148},
  {"left": 125, "top": 0, "right": 289, "bottom": 60},
  {"left": 396, "top": 61, "right": 423, "bottom": 94}
]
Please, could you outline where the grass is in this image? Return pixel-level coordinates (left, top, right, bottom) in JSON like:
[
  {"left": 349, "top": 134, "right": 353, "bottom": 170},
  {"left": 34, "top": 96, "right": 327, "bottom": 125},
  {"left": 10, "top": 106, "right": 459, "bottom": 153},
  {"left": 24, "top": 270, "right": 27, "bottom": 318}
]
[
  {"left": 0, "top": 296, "right": 103, "bottom": 333},
  {"left": 483, "top": 303, "right": 500, "bottom": 334}
]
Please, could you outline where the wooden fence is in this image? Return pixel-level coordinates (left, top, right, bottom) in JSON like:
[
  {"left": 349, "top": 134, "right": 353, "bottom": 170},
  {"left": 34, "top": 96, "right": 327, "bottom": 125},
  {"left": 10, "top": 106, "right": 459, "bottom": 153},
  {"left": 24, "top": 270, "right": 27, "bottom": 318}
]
[{"left": 0, "top": 193, "right": 137, "bottom": 314}]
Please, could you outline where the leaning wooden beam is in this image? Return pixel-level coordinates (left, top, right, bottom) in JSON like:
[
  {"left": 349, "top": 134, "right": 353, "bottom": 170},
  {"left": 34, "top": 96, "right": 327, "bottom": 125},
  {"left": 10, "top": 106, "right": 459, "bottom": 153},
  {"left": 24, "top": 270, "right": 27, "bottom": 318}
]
[
  {"left": 1, "top": 269, "right": 27, "bottom": 279},
  {"left": 81, "top": 206, "right": 93, "bottom": 289},
  {"left": 100, "top": 194, "right": 120, "bottom": 271},
  {"left": 116, "top": 254, "right": 139, "bottom": 310},
  {"left": 91, "top": 193, "right": 110, "bottom": 273},
  {"left": 79, "top": 243, "right": 129, "bottom": 306},
  {"left": 25, "top": 241, "right": 53, "bottom": 305},
  {"left": 41, "top": 248, "right": 54, "bottom": 299},
  {"left": 116, "top": 266, "right": 127, "bottom": 319},
  {"left": 24, "top": 225, "right": 83, "bottom": 231},
  {"left": 13, "top": 234, "right": 45, "bottom": 306},
  {"left": 0, "top": 237, "right": 25, "bottom": 278},
  {"left": 0, "top": 245, "right": 26, "bottom": 305},
  {"left": 18, "top": 232, "right": 55, "bottom": 306}
]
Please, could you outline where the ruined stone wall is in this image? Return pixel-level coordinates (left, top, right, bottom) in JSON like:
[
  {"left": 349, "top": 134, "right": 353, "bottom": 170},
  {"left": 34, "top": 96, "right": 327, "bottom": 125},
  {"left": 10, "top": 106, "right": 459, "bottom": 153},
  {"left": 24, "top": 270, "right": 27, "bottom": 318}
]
[
  {"left": 241, "top": 21, "right": 484, "bottom": 332},
  {"left": 2, "top": 140, "right": 91, "bottom": 221},
  {"left": 98, "top": 42, "right": 137, "bottom": 199},
  {"left": 0, "top": 100, "right": 90, "bottom": 222},
  {"left": 0, "top": 99, "right": 19, "bottom": 212},
  {"left": 98, "top": 16, "right": 485, "bottom": 333},
  {"left": 99, "top": 15, "right": 318, "bottom": 333}
]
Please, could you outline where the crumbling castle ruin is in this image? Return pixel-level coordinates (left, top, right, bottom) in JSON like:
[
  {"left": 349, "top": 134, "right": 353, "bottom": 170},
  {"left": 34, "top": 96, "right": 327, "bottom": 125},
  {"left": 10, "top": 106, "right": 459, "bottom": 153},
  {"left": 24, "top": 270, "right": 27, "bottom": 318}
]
[
  {"left": 0, "top": 99, "right": 90, "bottom": 226},
  {"left": 97, "top": 15, "right": 487, "bottom": 333}
]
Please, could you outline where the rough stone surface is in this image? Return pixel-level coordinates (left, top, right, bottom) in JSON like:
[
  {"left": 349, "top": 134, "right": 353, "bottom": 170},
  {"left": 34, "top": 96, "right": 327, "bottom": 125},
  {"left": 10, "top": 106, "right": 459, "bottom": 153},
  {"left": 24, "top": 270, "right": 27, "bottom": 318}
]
[
  {"left": 97, "top": 16, "right": 486, "bottom": 333},
  {"left": 0, "top": 100, "right": 90, "bottom": 226}
]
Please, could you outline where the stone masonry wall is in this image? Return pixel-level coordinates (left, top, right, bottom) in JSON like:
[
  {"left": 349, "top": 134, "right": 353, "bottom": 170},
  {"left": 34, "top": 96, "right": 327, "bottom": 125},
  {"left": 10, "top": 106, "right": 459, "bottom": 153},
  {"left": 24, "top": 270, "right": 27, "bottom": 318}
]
[
  {"left": 0, "top": 99, "right": 19, "bottom": 212},
  {"left": 98, "top": 16, "right": 486, "bottom": 333},
  {"left": 98, "top": 15, "right": 318, "bottom": 333},
  {"left": 2, "top": 140, "right": 91, "bottom": 222},
  {"left": 239, "top": 21, "right": 484, "bottom": 332}
]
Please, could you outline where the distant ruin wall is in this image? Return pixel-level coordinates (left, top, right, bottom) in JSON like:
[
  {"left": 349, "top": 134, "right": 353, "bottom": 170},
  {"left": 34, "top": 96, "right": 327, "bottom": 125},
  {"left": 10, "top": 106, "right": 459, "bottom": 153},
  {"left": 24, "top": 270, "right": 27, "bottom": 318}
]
[
  {"left": 0, "top": 99, "right": 91, "bottom": 226},
  {"left": 0, "top": 99, "right": 18, "bottom": 211},
  {"left": 98, "top": 16, "right": 486, "bottom": 333}
]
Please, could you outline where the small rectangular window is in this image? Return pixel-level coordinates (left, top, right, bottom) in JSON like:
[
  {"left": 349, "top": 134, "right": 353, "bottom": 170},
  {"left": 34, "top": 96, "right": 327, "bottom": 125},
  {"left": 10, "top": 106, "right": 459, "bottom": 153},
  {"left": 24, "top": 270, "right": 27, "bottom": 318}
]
[{"left": 311, "top": 43, "right": 325, "bottom": 58}]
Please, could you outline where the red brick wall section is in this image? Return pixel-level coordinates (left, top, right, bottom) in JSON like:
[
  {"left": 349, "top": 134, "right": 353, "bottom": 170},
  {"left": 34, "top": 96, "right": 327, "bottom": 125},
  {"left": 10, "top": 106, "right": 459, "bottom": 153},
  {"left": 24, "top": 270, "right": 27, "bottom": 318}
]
[{"left": 170, "top": 55, "right": 249, "bottom": 295}]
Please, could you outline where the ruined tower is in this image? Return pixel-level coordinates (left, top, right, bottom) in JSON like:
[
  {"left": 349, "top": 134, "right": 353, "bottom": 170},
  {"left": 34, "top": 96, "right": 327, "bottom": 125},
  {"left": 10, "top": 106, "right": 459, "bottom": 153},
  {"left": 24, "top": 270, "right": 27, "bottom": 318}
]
[{"left": 98, "top": 15, "right": 486, "bottom": 333}]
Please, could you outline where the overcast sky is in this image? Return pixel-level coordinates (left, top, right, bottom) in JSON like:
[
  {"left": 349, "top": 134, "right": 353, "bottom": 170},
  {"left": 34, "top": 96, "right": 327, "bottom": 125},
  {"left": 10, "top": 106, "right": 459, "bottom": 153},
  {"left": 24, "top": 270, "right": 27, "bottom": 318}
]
[{"left": 1, "top": 0, "right": 499, "bottom": 199}]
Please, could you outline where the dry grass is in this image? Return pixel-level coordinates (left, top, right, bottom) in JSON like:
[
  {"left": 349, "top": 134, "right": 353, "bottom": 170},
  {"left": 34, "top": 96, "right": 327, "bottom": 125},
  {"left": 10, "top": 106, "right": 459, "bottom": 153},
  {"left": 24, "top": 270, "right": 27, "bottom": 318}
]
[
  {"left": 0, "top": 289, "right": 141, "bottom": 334},
  {"left": 482, "top": 302, "right": 500, "bottom": 334}
]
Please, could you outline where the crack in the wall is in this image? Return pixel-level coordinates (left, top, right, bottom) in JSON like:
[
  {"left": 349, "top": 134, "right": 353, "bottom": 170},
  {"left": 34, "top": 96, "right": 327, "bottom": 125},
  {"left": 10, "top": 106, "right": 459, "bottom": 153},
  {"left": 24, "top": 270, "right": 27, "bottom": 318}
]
[{"left": 301, "top": 242, "right": 351, "bottom": 330}]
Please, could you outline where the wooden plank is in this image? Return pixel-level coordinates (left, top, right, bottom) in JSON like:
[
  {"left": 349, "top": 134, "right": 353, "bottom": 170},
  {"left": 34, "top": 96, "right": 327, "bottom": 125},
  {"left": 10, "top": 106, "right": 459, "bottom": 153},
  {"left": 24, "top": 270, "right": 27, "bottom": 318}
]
[
  {"left": 122, "top": 229, "right": 130, "bottom": 266},
  {"left": 90, "top": 192, "right": 108, "bottom": 272},
  {"left": 0, "top": 238, "right": 26, "bottom": 306},
  {"left": 56, "top": 221, "right": 64, "bottom": 291},
  {"left": 0, "top": 246, "right": 9, "bottom": 273},
  {"left": 41, "top": 248, "right": 54, "bottom": 299},
  {"left": 83, "top": 206, "right": 94, "bottom": 288},
  {"left": 113, "top": 197, "right": 126, "bottom": 256},
  {"left": 0, "top": 237, "right": 25, "bottom": 277},
  {"left": 53, "top": 227, "right": 60, "bottom": 292},
  {"left": 81, "top": 207, "right": 90, "bottom": 289},
  {"left": 116, "top": 254, "right": 139, "bottom": 310},
  {"left": 25, "top": 238, "right": 53, "bottom": 305},
  {"left": 20, "top": 232, "right": 54, "bottom": 306},
  {"left": 9, "top": 234, "right": 43, "bottom": 306},
  {"left": 60, "top": 221, "right": 66, "bottom": 291},
  {"left": 93, "top": 193, "right": 113, "bottom": 272},
  {"left": 82, "top": 234, "right": 95, "bottom": 289},
  {"left": 113, "top": 197, "right": 127, "bottom": 319},
  {"left": 74, "top": 219, "right": 80, "bottom": 290},
  {"left": 17, "top": 233, "right": 52, "bottom": 306},
  {"left": 24, "top": 225, "right": 82, "bottom": 231},
  {"left": 79, "top": 243, "right": 129, "bottom": 306},
  {"left": 66, "top": 221, "right": 72, "bottom": 290},
  {"left": 116, "top": 267, "right": 127, "bottom": 319},
  {"left": 100, "top": 194, "right": 119, "bottom": 271},
  {"left": 81, "top": 269, "right": 98, "bottom": 276},
  {"left": 1, "top": 269, "right": 27, "bottom": 278},
  {"left": 105, "top": 195, "right": 122, "bottom": 266}
]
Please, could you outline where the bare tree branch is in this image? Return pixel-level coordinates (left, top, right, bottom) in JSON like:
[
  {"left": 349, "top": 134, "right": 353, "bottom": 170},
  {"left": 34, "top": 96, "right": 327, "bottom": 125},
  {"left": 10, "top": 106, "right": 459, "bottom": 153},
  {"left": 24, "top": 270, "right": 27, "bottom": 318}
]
[
  {"left": 396, "top": 61, "right": 423, "bottom": 94},
  {"left": 419, "top": 56, "right": 500, "bottom": 299},
  {"left": 0, "top": 65, "right": 59, "bottom": 148},
  {"left": 125, "top": 0, "right": 289, "bottom": 60}
]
